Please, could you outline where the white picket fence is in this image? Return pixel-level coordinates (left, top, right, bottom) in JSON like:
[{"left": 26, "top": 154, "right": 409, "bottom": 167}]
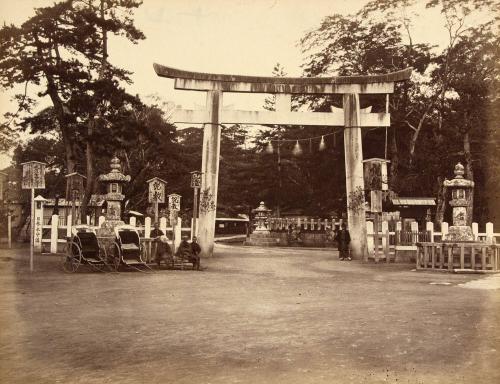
[
  {"left": 366, "top": 220, "right": 498, "bottom": 262},
  {"left": 37, "top": 211, "right": 499, "bottom": 257},
  {"left": 39, "top": 214, "right": 194, "bottom": 254}
]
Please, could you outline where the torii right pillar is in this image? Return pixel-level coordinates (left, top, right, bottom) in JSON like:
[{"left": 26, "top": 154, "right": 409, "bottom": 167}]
[{"left": 343, "top": 93, "right": 367, "bottom": 260}]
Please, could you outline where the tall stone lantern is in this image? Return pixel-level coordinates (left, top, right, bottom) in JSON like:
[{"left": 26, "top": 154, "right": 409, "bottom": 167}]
[
  {"left": 443, "top": 162, "right": 474, "bottom": 241},
  {"left": 96, "top": 156, "right": 131, "bottom": 238},
  {"left": 245, "top": 201, "right": 277, "bottom": 246},
  {"left": 252, "top": 201, "right": 272, "bottom": 233}
]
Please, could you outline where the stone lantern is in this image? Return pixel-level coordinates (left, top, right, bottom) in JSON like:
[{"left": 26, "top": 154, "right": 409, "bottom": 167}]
[
  {"left": 96, "top": 156, "right": 131, "bottom": 238},
  {"left": 252, "top": 201, "right": 272, "bottom": 233},
  {"left": 443, "top": 162, "right": 474, "bottom": 241},
  {"left": 245, "top": 201, "right": 277, "bottom": 246}
]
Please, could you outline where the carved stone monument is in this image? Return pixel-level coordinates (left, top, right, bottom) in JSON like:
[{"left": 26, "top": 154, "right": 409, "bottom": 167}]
[{"left": 443, "top": 162, "right": 474, "bottom": 241}]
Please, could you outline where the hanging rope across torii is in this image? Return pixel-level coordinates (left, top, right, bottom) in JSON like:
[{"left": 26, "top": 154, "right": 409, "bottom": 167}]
[{"left": 153, "top": 63, "right": 411, "bottom": 260}]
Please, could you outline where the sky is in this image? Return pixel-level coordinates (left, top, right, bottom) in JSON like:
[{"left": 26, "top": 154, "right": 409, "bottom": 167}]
[
  {"left": 0, "top": 0, "right": 469, "bottom": 168},
  {"left": 0, "top": 0, "right": 373, "bottom": 114}
]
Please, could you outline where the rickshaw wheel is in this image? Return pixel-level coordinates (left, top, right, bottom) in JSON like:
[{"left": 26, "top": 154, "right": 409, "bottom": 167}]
[
  {"left": 139, "top": 244, "right": 145, "bottom": 263},
  {"left": 96, "top": 246, "right": 110, "bottom": 272},
  {"left": 62, "top": 243, "right": 81, "bottom": 273},
  {"left": 113, "top": 243, "right": 121, "bottom": 271}
]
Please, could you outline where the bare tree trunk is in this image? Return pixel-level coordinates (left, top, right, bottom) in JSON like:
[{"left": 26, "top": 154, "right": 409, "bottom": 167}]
[
  {"left": 45, "top": 73, "right": 76, "bottom": 174},
  {"left": 407, "top": 105, "right": 432, "bottom": 167},
  {"left": 435, "top": 176, "right": 447, "bottom": 228},
  {"left": 81, "top": 119, "right": 95, "bottom": 224},
  {"left": 100, "top": 0, "right": 108, "bottom": 72},
  {"left": 80, "top": 0, "right": 107, "bottom": 223},
  {"left": 61, "top": 129, "right": 76, "bottom": 174},
  {"left": 389, "top": 126, "right": 399, "bottom": 191},
  {"left": 33, "top": 33, "right": 77, "bottom": 175},
  {"left": 463, "top": 131, "right": 474, "bottom": 225}
]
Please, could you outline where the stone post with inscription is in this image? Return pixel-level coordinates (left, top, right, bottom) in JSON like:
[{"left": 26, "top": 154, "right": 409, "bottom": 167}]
[{"left": 33, "top": 195, "right": 46, "bottom": 253}]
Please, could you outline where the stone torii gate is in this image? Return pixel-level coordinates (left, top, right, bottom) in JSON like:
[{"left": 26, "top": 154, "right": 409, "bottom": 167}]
[{"left": 153, "top": 63, "right": 411, "bottom": 259}]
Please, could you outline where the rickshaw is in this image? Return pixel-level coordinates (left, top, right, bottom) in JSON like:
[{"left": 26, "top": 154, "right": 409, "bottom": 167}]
[
  {"left": 62, "top": 225, "right": 110, "bottom": 273},
  {"left": 112, "top": 224, "right": 151, "bottom": 271}
]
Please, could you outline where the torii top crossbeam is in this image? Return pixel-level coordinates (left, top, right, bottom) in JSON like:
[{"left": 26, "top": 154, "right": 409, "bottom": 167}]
[
  {"left": 154, "top": 64, "right": 411, "bottom": 94},
  {"left": 153, "top": 64, "right": 411, "bottom": 126}
]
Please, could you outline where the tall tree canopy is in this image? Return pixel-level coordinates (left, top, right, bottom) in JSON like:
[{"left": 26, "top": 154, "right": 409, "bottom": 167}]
[
  {"left": 0, "top": 0, "right": 146, "bottom": 221},
  {"left": 293, "top": 0, "right": 499, "bottom": 224},
  {"left": 2, "top": 0, "right": 498, "bottom": 227}
]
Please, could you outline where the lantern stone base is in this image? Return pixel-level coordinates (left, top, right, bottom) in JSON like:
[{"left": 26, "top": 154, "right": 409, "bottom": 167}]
[
  {"left": 245, "top": 230, "right": 279, "bottom": 247},
  {"left": 96, "top": 220, "right": 125, "bottom": 257},
  {"left": 444, "top": 226, "right": 474, "bottom": 242},
  {"left": 97, "top": 219, "right": 125, "bottom": 236}
]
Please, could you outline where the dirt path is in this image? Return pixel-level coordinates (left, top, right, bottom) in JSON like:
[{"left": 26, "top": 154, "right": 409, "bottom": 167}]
[{"left": 0, "top": 245, "right": 498, "bottom": 383}]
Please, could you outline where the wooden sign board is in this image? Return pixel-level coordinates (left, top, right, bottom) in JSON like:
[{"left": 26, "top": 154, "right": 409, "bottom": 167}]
[
  {"left": 168, "top": 193, "right": 181, "bottom": 211},
  {"left": 21, "top": 161, "right": 45, "bottom": 189},
  {"left": 370, "top": 190, "right": 383, "bottom": 213},
  {"left": 65, "top": 172, "right": 86, "bottom": 200},
  {"left": 190, "top": 171, "right": 202, "bottom": 188},
  {"left": 147, "top": 177, "right": 167, "bottom": 203},
  {"left": 364, "top": 162, "right": 382, "bottom": 191},
  {"left": 363, "top": 158, "right": 390, "bottom": 191}
]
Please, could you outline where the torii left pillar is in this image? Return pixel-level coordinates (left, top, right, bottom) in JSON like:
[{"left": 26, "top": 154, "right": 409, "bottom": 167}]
[
  {"left": 198, "top": 91, "right": 223, "bottom": 257},
  {"left": 344, "top": 94, "right": 368, "bottom": 260}
]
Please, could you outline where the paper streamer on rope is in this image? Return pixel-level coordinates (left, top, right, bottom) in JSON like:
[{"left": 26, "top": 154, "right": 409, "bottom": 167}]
[
  {"left": 262, "top": 129, "right": 346, "bottom": 155},
  {"left": 319, "top": 136, "right": 326, "bottom": 151},
  {"left": 292, "top": 140, "right": 303, "bottom": 156},
  {"left": 266, "top": 141, "right": 274, "bottom": 154}
]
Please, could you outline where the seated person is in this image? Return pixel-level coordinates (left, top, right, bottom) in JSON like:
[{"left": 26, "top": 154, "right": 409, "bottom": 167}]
[
  {"left": 191, "top": 236, "right": 201, "bottom": 270},
  {"left": 150, "top": 222, "right": 164, "bottom": 238},
  {"left": 151, "top": 222, "right": 165, "bottom": 262},
  {"left": 155, "top": 235, "right": 172, "bottom": 267},
  {"left": 176, "top": 236, "right": 200, "bottom": 269}
]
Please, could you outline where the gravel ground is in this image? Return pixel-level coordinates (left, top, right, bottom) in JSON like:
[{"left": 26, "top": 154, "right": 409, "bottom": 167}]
[{"left": 0, "top": 244, "right": 499, "bottom": 384}]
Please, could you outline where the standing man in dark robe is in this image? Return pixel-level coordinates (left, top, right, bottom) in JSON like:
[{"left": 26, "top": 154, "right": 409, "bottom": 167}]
[
  {"left": 150, "top": 222, "right": 164, "bottom": 264},
  {"left": 191, "top": 236, "right": 201, "bottom": 270},
  {"left": 335, "top": 223, "right": 351, "bottom": 260}
]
